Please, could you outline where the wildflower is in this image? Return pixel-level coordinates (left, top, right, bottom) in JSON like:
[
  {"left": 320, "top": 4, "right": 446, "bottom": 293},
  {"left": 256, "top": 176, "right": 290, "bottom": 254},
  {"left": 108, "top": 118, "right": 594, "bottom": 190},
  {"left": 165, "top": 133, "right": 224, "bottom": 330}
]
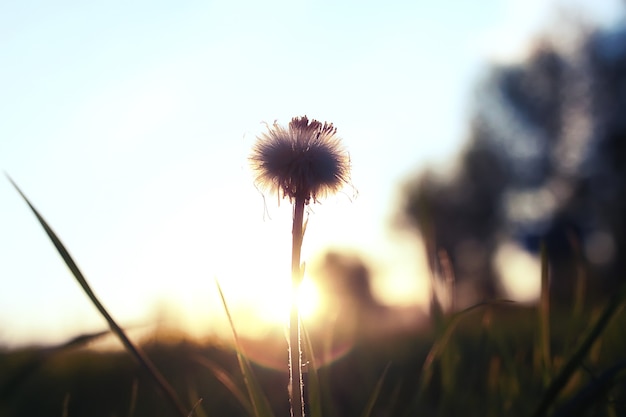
[
  {"left": 250, "top": 116, "right": 350, "bottom": 204},
  {"left": 250, "top": 116, "right": 351, "bottom": 417}
]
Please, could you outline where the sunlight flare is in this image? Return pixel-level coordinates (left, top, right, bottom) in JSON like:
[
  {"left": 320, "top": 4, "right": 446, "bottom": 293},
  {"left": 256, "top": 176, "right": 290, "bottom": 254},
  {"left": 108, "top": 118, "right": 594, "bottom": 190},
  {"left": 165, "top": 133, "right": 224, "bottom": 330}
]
[{"left": 256, "top": 276, "right": 322, "bottom": 324}]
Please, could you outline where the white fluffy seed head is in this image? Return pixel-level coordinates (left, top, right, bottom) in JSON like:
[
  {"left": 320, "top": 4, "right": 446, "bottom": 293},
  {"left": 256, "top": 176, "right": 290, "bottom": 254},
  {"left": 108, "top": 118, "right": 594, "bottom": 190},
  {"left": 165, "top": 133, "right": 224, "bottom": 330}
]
[{"left": 250, "top": 116, "right": 351, "bottom": 203}]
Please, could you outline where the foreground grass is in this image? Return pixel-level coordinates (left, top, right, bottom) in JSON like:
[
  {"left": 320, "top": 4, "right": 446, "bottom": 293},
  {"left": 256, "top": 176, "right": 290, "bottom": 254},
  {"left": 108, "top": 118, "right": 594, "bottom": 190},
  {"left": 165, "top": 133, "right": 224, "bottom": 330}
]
[
  {"left": 1, "top": 297, "right": 625, "bottom": 417},
  {"left": 5, "top": 177, "right": 626, "bottom": 416}
]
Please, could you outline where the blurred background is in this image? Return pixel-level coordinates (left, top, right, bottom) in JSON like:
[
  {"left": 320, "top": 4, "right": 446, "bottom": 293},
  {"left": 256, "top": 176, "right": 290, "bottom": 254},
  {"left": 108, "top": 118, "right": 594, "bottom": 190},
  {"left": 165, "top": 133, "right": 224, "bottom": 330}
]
[
  {"left": 4, "top": 1, "right": 626, "bottom": 416},
  {"left": 0, "top": 0, "right": 624, "bottom": 345},
  {"left": 1, "top": 0, "right": 625, "bottom": 354}
]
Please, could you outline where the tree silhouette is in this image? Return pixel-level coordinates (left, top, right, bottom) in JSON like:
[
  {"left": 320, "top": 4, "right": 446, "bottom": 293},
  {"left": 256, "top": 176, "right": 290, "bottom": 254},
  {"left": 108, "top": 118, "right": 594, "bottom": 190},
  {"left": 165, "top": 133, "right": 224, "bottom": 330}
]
[
  {"left": 310, "top": 251, "right": 382, "bottom": 333},
  {"left": 400, "top": 18, "right": 626, "bottom": 306}
]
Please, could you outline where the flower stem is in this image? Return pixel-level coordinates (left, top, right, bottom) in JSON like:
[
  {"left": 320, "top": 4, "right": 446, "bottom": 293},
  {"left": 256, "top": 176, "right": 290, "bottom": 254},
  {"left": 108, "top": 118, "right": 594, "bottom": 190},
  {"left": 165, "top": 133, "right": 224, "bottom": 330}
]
[{"left": 289, "top": 196, "right": 306, "bottom": 417}]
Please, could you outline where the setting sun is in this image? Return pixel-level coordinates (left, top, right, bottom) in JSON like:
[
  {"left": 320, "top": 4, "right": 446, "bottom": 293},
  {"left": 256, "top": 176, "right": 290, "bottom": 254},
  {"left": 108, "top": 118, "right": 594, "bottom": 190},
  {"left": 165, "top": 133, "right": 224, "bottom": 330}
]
[{"left": 253, "top": 276, "right": 322, "bottom": 325}]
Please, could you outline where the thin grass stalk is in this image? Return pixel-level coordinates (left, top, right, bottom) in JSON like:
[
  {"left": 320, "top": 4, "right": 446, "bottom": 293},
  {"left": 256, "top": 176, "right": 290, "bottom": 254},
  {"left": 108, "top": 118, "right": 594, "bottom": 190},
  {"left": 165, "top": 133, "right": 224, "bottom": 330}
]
[
  {"left": 126, "top": 379, "right": 138, "bottom": 417},
  {"left": 551, "top": 360, "right": 626, "bottom": 417},
  {"left": 185, "top": 379, "right": 209, "bottom": 417},
  {"left": 567, "top": 233, "right": 586, "bottom": 320},
  {"left": 61, "top": 393, "right": 70, "bottom": 417},
  {"left": 539, "top": 242, "right": 552, "bottom": 382},
  {"left": 531, "top": 285, "right": 626, "bottom": 417},
  {"left": 7, "top": 175, "right": 189, "bottom": 417},
  {"left": 301, "top": 320, "right": 322, "bottom": 417},
  {"left": 289, "top": 196, "right": 306, "bottom": 417},
  {"left": 215, "top": 280, "right": 275, "bottom": 417},
  {"left": 0, "top": 330, "right": 110, "bottom": 401},
  {"left": 359, "top": 363, "right": 390, "bottom": 417},
  {"left": 187, "top": 399, "right": 205, "bottom": 417},
  {"left": 193, "top": 356, "right": 255, "bottom": 416},
  {"left": 416, "top": 300, "right": 513, "bottom": 401},
  {"left": 310, "top": 312, "right": 341, "bottom": 417}
]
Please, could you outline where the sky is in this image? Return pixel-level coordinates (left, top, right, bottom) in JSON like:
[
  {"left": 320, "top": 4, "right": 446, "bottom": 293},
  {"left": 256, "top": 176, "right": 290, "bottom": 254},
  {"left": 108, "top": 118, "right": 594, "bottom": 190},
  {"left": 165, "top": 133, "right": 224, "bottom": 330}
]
[{"left": 1, "top": 0, "right": 623, "bottom": 347}]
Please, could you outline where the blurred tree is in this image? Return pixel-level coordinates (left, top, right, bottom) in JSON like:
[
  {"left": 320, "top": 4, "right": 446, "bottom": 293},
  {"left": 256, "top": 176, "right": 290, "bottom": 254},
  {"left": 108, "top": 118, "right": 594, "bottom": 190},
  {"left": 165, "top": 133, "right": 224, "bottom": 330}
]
[
  {"left": 400, "top": 18, "right": 626, "bottom": 306},
  {"left": 310, "top": 250, "right": 428, "bottom": 338},
  {"left": 311, "top": 251, "right": 381, "bottom": 332}
]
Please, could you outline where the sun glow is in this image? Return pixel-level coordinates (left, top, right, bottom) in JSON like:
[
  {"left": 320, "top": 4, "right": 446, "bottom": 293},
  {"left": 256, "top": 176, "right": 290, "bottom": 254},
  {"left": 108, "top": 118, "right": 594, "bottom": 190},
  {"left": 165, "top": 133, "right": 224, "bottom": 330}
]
[
  {"left": 298, "top": 277, "right": 322, "bottom": 319},
  {"left": 254, "top": 275, "right": 323, "bottom": 325}
]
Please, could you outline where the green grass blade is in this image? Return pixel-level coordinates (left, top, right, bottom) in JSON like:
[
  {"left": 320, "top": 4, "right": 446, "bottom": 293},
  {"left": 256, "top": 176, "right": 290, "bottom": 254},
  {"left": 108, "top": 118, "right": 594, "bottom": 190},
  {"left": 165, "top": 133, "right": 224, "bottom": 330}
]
[
  {"left": 193, "top": 355, "right": 255, "bottom": 416},
  {"left": 7, "top": 175, "right": 189, "bottom": 417},
  {"left": 215, "top": 279, "right": 275, "bottom": 417},
  {"left": 359, "top": 363, "right": 390, "bottom": 417},
  {"left": 531, "top": 285, "right": 626, "bottom": 417},
  {"left": 551, "top": 360, "right": 626, "bottom": 417},
  {"left": 187, "top": 398, "right": 205, "bottom": 417},
  {"left": 418, "top": 299, "right": 513, "bottom": 398},
  {"left": 127, "top": 379, "right": 138, "bottom": 417},
  {"left": 0, "top": 330, "right": 111, "bottom": 400},
  {"left": 538, "top": 242, "right": 551, "bottom": 381},
  {"left": 301, "top": 321, "right": 322, "bottom": 417},
  {"left": 51, "top": 329, "right": 112, "bottom": 351}
]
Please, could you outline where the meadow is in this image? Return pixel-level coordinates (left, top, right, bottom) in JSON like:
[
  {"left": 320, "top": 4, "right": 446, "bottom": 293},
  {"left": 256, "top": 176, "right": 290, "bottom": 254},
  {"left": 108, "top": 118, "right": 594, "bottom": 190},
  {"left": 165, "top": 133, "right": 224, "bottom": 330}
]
[
  {"left": 1, "top": 285, "right": 625, "bottom": 417},
  {"left": 1, "top": 192, "right": 625, "bottom": 417},
  {"left": 2, "top": 118, "right": 626, "bottom": 417}
]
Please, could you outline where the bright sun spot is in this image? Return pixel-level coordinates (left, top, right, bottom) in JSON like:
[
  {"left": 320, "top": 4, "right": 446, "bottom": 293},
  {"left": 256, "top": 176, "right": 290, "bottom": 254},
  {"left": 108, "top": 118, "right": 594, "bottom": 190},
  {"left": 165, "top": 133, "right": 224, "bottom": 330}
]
[
  {"left": 298, "top": 277, "right": 322, "bottom": 319},
  {"left": 254, "top": 275, "right": 322, "bottom": 325}
]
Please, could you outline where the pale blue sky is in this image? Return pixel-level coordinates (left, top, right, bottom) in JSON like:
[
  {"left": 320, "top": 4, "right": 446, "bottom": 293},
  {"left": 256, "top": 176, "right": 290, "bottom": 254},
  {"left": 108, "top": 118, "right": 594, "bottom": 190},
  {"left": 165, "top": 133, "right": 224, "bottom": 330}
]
[{"left": 1, "top": 0, "right": 621, "bottom": 346}]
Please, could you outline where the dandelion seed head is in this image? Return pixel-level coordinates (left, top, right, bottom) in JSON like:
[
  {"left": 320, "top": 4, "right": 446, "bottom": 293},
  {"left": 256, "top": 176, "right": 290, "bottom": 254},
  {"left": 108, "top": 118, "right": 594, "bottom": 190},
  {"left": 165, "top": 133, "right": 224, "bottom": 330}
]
[{"left": 250, "top": 116, "right": 351, "bottom": 203}]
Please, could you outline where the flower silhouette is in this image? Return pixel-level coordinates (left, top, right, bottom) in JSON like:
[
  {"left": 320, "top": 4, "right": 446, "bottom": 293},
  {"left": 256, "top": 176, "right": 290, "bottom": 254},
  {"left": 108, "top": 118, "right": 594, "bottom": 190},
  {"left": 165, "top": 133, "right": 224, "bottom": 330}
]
[
  {"left": 250, "top": 115, "right": 351, "bottom": 417},
  {"left": 250, "top": 116, "right": 350, "bottom": 203}
]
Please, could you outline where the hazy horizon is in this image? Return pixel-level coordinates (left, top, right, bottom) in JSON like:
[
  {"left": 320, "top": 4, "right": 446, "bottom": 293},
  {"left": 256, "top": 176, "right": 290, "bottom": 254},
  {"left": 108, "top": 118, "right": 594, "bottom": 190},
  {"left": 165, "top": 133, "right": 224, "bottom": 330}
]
[{"left": 1, "top": 0, "right": 622, "bottom": 347}]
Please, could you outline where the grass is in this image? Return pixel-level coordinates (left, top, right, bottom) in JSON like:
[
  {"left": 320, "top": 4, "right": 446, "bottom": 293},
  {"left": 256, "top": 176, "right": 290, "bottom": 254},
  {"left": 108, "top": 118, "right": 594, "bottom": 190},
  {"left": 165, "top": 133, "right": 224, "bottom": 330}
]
[
  {"left": 2, "top": 293, "right": 626, "bottom": 416},
  {"left": 2, "top": 300, "right": 625, "bottom": 416},
  {"left": 3, "top": 176, "right": 626, "bottom": 416}
]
